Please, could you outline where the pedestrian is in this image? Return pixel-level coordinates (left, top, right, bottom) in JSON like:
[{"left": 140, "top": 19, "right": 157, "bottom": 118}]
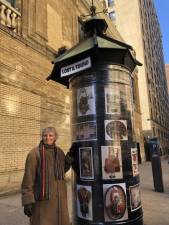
[{"left": 21, "top": 126, "right": 75, "bottom": 225}]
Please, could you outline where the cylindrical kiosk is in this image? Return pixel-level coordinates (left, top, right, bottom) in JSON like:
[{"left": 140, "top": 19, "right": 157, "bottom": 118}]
[{"left": 48, "top": 11, "right": 143, "bottom": 225}]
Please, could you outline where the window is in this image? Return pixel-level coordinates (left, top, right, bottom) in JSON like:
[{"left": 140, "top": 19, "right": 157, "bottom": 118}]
[
  {"left": 6, "top": 0, "right": 16, "bottom": 7},
  {"left": 78, "top": 18, "right": 85, "bottom": 42},
  {"left": 108, "top": 0, "right": 115, "bottom": 7},
  {"left": 153, "top": 127, "right": 155, "bottom": 136},
  {"left": 151, "top": 108, "right": 153, "bottom": 119},
  {"left": 131, "top": 77, "right": 136, "bottom": 104},
  {"left": 109, "top": 11, "right": 116, "bottom": 21}
]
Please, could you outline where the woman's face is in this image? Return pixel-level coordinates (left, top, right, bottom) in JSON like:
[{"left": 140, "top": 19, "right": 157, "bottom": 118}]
[{"left": 42, "top": 132, "right": 56, "bottom": 145}]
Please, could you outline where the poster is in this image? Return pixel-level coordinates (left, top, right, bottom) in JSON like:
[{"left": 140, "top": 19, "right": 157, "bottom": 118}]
[
  {"left": 77, "top": 86, "right": 96, "bottom": 116},
  {"left": 79, "top": 147, "right": 94, "bottom": 179},
  {"left": 101, "top": 145, "right": 123, "bottom": 179},
  {"left": 129, "top": 184, "right": 141, "bottom": 211},
  {"left": 105, "top": 85, "right": 120, "bottom": 114},
  {"left": 103, "top": 183, "right": 128, "bottom": 221},
  {"left": 131, "top": 148, "right": 139, "bottom": 176},
  {"left": 105, "top": 120, "right": 128, "bottom": 141},
  {"left": 77, "top": 185, "right": 93, "bottom": 220},
  {"left": 120, "top": 85, "right": 132, "bottom": 113},
  {"left": 72, "top": 121, "right": 97, "bottom": 142}
]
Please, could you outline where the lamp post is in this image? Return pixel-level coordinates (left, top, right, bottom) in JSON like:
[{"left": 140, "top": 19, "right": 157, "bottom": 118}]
[{"left": 48, "top": 5, "right": 143, "bottom": 225}]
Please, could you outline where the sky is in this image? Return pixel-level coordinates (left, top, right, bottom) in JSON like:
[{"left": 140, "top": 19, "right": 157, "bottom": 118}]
[{"left": 154, "top": 0, "right": 169, "bottom": 64}]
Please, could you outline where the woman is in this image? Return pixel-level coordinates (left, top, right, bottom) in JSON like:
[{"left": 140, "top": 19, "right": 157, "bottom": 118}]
[{"left": 21, "top": 127, "right": 75, "bottom": 225}]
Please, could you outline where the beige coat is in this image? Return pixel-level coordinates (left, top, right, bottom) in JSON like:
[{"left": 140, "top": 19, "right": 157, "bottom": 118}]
[{"left": 21, "top": 147, "right": 70, "bottom": 225}]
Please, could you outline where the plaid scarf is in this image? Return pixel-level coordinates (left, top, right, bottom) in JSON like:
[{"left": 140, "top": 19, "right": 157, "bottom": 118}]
[{"left": 34, "top": 141, "right": 65, "bottom": 201}]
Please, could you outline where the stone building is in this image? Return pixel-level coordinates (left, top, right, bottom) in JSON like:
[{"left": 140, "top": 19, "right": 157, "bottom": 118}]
[
  {"left": 103, "top": 0, "right": 169, "bottom": 154},
  {"left": 165, "top": 64, "right": 169, "bottom": 94},
  {"left": 1, "top": 0, "right": 133, "bottom": 193}
]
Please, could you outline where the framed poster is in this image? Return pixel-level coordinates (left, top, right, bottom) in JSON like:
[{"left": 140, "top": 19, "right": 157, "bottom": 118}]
[
  {"left": 129, "top": 184, "right": 141, "bottom": 211},
  {"left": 103, "top": 183, "right": 128, "bottom": 221},
  {"left": 105, "top": 85, "right": 120, "bottom": 115},
  {"left": 119, "top": 85, "right": 132, "bottom": 113},
  {"left": 79, "top": 147, "right": 94, "bottom": 180},
  {"left": 119, "top": 87, "right": 127, "bottom": 114},
  {"left": 77, "top": 185, "right": 93, "bottom": 220},
  {"left": 72, "top": 121, "right": 97, "bottom": 142},
  {"left": 101, "top": 145, "right": 123, "bottom": 179},
  {"left": 77, "top": 86, "right": 96, "bottom": 116},
  {"left": 105, "top": 120, "right": 128, "bottom": 141},
  {"left": 131, "top": 148, "right": 139, "bottom": 176}
]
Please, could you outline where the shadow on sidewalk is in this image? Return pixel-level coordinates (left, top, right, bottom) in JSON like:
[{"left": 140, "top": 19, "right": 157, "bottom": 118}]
[
  {"left": 140, "top": 157, "right": 169, "bottom": 225},
  {"left": 0, "top": 158, "right": 169, "bottom": 225}
]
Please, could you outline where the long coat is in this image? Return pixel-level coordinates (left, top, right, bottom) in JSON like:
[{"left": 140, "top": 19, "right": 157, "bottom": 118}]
[{"left": 21, "top": 147, "right": 70, "bottom": 225}]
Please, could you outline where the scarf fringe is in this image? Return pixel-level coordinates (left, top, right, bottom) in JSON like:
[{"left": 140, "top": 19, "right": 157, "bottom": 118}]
[{"left": 34, "top": 141, "right": 65, "bottom": 201}]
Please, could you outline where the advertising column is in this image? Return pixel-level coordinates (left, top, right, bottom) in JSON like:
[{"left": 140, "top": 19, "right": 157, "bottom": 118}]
[{"left": 70, "top": 65, "right": 143, "bottom": 225}]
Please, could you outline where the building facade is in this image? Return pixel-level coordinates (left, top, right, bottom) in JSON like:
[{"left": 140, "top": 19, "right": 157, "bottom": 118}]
[
  {"left": 0, "top": 0, "right": 129, "bottom": 193},
  {"left": 165, "top": 64, "right": 169, "bottom": 94},
  {"left": 103, "top": 0, "right": 169, "bottom": 155}
]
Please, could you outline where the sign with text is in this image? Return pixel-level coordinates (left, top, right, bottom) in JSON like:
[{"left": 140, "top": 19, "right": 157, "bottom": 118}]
[{"left": 61, "top": 57, "right": 91, "bottom": 77}]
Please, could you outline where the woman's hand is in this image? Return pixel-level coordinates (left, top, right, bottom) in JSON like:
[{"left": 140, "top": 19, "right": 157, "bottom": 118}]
[
  {"left": 69, "top": 142, "right": 79, "bottom": 157},
  {"left": 65, "top": 143, "right": 79, "bottom": 172},
  {"left": 24, "top": 204, "right": 33, "bottom": 217}
]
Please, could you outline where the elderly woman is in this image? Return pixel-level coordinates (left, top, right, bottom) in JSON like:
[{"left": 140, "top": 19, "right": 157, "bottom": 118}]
[{"left": 21, "top": 127, "right": 75, "bottom": 225}]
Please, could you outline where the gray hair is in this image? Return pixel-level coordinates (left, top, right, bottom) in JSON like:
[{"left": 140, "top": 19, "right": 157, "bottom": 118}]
[{"left": 41, "top": 127, "right": 58, "bottom": 139}]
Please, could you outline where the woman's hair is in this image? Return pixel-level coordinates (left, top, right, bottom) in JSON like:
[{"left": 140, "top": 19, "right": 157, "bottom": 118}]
[{"left": 41, "top": 126, "right": 58, "bottom": 139}]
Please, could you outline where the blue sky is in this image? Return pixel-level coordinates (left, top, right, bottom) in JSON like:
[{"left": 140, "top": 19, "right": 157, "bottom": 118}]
[{"left": 154, "top": 0, "right": 169, "bottom": 64}]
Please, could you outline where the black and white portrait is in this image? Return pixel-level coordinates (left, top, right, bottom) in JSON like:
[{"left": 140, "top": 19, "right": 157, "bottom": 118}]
[
  {"left": 79, "top": 147, "right": 94, "bottom": 179},
  {"left": 72, "top": 121, "right": 97, "bottom": 142},
  {"left": 77, "top": 185, "right": 93, "bottom": 220},
  {"left": 77, "top": 86, "right": 96, "bottom": 116}
]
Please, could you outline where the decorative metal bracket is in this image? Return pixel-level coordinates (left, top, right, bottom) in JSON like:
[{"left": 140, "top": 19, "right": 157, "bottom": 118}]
[{"left": 80, "top": 0, "right": 108, "bottom": 20}]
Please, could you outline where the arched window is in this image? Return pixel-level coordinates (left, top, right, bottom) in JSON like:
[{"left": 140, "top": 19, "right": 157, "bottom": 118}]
[
  {"left": 108, "top": 0, "right": 115, "bottom": 7},
  {"left": 78, "top": 17, "right": 85, "bottom": 42},
  {"left": 109, "top": 11, "right": 116, "bottom": 21}
]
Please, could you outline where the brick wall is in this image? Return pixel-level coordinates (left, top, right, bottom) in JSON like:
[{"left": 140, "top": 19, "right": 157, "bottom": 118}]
[
  {"left": 0, "top": 0, "right": 130, "bottom": 193},
  {"left": 0, "top": 83, "right": 41, "bottom": 191},
  {"left": 0, "top": 30, "right": 71, "bottom": 192}
]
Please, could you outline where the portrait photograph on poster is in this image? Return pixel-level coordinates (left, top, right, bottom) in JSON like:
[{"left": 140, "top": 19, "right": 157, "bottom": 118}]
[
  {"left": 103, "top": 183, "right": 128, "bottom": 221},
  {"left": 101, "top": 145, "right": 122, "bottom": 179},
  {"left": 131, "top": 148, "right": 139, "bottom": 176},
  {"left": 77, "top": 185, "right": 93, "bottom": 220},
  {"left": 79, "top": 147, "right": 94, "bottom": 180},
  {"left": 77, "top": 86, "right": 96, "bottom": 116},
  {"left": 105, "top": 85, "right": 120, "bottom": 115},
  {"left": 105, "top": 120, "right": 128, "bottom": 141},
  {"left": 129, "top": 184, "right": 141, "bottom": 211},
  {"left": 119, "top": 85, "right": 132, "bottom": 114},
  {"left": 72, "top": 121, "right": 97, "bottom": 142}
]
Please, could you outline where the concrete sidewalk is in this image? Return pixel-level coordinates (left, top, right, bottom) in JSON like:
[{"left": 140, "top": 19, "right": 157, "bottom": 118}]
[
  {"left": 0, "top": 158, "right": 169, "bottom": 225},
  {"left": 140, "top": 157, "right": 169, "bottom": 225}
]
